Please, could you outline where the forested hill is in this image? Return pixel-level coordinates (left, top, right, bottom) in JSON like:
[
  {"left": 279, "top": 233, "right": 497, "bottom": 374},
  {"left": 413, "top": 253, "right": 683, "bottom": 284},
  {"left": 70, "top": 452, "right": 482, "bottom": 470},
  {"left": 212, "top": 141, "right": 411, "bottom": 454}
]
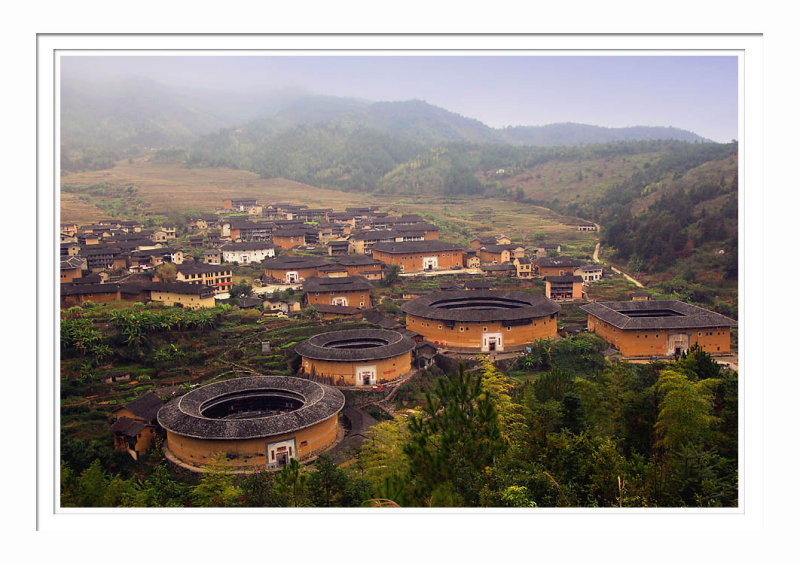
[{"left": 60, "top": 77, "right": 710, "bottom": 171}]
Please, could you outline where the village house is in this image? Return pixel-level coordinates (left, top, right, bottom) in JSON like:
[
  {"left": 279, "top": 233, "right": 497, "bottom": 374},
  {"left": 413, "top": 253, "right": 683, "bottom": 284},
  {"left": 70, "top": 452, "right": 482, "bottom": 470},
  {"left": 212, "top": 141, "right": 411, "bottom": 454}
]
[
  {"left": 223, "top": 198, "right": 258, "bottom": 211},
  {"left": 581, "top": 300, "right": 738, "bottom": 358},
  {"left": 480, "top": 263, "right": 516, "bottom": 277},
  {"left": 513, "top": 256, "right": 534, "bottom": 278},
  {"left": 188, "top": 218, "right": 209, "bottom": 231},
  {"left": 349, "top": 230, "right": 398, "bottom": 255},
  {"left": 414, "top": 341, "right": 438, "bottom": 369},
  {"left": 535, "top": 256, "right": 583, "bottom": 278},
  {"left": 71, "top": 272, "right": 109, "bottom": 285},
  {"left": 263, "top": 297, "right": 302, "bottom": 316},
  {"left": 371, "top": 240, "right": 465, "bottom": 273},
  {"left": 544, "top": 275, "right": 584, "bottom": 301},
  {"left": 327, "top": 239, "right": 350, "bottom": 256},
  {"left": 470, "top": 234, "right": 512, "bottom": 249},
  {"left": 577, "top": 223, "right": 598, "bottom": 232},
  {"left": 147, "top": 282, "right": 216, "bottom": 309},
  {"left": 534, "top": 243, "right": 562, "bottom": 258},
  {"left": 111, "top": 392, "right": 164, "bottom": 460},
  {"left": 229, "top": 220, "right": 273, "bottom": 242},
  {"left": 76, "top": 233, "right": 100, "bottom": 246},
  {"left": 206, "top": 231, "right": 223, "bottom": 246},
  {"left": 631, "top": 292, "right": 652, "bottom": 301},
  {"left": 80, "top": 245, "right": 128, "bottom": 272},
  {"left": 317, "top": 263, "right": 349, "bottom": 278},
  {"left": 204, "top": 249, "right": 222, "bottom": 265},
  {"left": 334, "top": 255, "right": 385, "bottom": 280},
  {"left": 60, "top": 256, "right": 86, "bottom": 283},
  {"left": 393, "top": 222, "right": 440, "bottom": 241},
  {"left": 220, "top": 241, "right": 276, "bottom": 264},
  {"left": 61, "top": 242, "right": 81, "bottom": 257},
  {"left": 61, "top": 283, "right": 121, "bottom": 307},
  {"left": 175, "top": 263, "right": 233, "bottom": 294},
  {"left": 464, "top": 250, "right": 481, "bottom": 269},
  {"left": 272, "top": 228, "right": 308, "bottom": 249},
  {"left": 478, "top": 245, "right": 513, "bottom": 264},
  {"left": 575, "top": 263, "right": 603, "bottom": 284},
  {"left": 262, "top": 256, "right": 332, "bottom": 284},
  {"left": 303, "top": 276, "right": 373, "bottom": 309}
]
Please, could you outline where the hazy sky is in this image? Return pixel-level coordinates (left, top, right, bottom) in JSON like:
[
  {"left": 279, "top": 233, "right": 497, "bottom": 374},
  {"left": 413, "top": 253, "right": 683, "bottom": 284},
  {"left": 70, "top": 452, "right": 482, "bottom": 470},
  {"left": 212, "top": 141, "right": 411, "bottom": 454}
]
[{"left": 62, "top": 55, "right": 738, "bottom": 142}]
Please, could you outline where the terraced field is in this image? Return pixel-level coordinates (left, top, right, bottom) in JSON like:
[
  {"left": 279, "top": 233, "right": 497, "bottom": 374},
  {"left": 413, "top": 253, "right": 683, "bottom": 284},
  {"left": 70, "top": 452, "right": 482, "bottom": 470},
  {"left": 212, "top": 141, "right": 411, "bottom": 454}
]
[{"left": 59, "top": 158, "right": 599, "bottom": 249}]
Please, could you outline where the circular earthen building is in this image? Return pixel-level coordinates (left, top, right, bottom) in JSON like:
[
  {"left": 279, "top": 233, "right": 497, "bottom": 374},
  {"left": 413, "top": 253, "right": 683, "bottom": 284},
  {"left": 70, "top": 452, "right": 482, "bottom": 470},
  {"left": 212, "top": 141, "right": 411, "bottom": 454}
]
[
  {"left": 401, "top": 289, "right": 560, "bottom": 352},
  {"left": 294, "top": 328, "right": 416, "bottom": 387},
  {"left": 157, "top": 376, "right": 344, "bottom": 472}
]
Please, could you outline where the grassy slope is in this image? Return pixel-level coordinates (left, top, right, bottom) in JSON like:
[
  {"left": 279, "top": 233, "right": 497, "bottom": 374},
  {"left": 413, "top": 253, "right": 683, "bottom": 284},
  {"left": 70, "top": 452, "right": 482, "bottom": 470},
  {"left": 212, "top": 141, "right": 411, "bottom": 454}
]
[
  {"left": 487, "top": 152, "right": 664, "bottom": 205},
  {"left": 59, "top": 158, "right": 598, "bottom": 249}
]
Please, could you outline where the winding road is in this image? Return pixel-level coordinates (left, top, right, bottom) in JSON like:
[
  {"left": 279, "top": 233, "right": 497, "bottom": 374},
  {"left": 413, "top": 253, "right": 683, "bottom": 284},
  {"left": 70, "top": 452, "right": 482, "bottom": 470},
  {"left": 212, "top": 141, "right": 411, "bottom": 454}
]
[{"left": 588, "top": 222, "right": 644, "bottom": 289}]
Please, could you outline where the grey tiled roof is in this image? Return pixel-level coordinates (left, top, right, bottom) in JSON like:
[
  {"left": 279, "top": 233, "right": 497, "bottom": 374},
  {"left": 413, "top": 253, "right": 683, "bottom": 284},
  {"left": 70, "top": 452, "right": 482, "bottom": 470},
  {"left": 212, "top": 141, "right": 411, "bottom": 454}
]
[
  {"left": 372, "top": 240, "right": 464, "bottom": 254},
  {"left": 220, "top": 242, "right": 275, "bottom": 251},
  {"left": 303, "top": 276, "right": 373, "bottom": 293},
  {"left": 262, "top": 256, "right": 332, "bottom": 270},
  {"left": 402, "top": 290, "right": 560, "bottom": 322},
  {"left": 334, "top": 255, "right": 383, "bottom": 267},
  {"left": 120, "top": 392, "right": 164, "bottom": 422},
  {"left": 111, "top": 417, "right": 147, "bottom": 437},
  {"left": 294, "top": 329, "right": 415, "bottom": 362},
  {"left": 536, "top": 257, "right": 583, "bottom": 268},
  {"left": 157, "top": 376, "right": 344, "bottom": 440},
  {"left": 313, "top": 304, "right": 361, "bottom": 315},
  {"left": 581, "top": 300, "right": 738, "bottom": 330},
  {"left": 61, "top": 256, "right": 85, "bottom": 270}
]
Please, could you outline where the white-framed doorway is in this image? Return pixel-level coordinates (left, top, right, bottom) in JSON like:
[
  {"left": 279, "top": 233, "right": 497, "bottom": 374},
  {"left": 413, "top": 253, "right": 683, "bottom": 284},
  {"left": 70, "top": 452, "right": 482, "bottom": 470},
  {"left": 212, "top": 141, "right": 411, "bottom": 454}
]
[
  {"left": 667, "top": 333, "right": 690, "bottom": 356},
  {"left": 355, "top": 364, "right": 377, "bottom": 386},
  {"left": 422, "top": 256, "right": 438, "bottom": 270},
  {"left": 482, "top": 332, "right": 504, "bottom": 352},
  {"left": 266, "top": 437, "right": 297, "bottom": 469}
]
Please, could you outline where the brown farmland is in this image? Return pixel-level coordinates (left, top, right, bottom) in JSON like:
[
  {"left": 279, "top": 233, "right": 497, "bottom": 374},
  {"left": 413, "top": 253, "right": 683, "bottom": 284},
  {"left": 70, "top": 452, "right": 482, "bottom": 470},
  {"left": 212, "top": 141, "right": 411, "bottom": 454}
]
[{"left": 60, "top": 158, "right": 598, "bottom": 248}]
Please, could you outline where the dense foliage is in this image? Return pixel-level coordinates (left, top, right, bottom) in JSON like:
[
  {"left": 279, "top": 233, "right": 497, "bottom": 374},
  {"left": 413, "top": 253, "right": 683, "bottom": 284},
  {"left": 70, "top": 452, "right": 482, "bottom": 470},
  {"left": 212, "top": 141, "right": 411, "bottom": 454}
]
[{"left": 60, "top": 297, "right": 737, "bottom": 509}]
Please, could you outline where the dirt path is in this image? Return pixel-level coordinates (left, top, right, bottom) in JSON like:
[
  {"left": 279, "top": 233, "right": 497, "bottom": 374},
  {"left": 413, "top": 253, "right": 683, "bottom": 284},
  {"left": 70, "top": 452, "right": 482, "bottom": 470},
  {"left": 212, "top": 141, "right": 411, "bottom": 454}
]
[
  {"left": 610, "top": 266, "right": 645, "bottom": 288},
  {"left": 588, "top": 222, "right": 643, "bottom": 288}
]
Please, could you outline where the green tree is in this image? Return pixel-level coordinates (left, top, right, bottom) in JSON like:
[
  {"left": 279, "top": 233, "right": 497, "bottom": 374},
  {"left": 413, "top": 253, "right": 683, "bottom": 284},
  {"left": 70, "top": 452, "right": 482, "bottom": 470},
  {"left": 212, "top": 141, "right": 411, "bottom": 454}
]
[
  {"left": 192, "top": 453, "right": 243, "bottom": 507},
  {"left": 155, "top": 262, "right": 177, "bottom": 283},
  {"left": 404, "top": 365, "right": 504, "bottom": 506},
  {"left": 229, "top": 280, "right": 254, "bottom": 299},
  {"left": 272, "top": 458, "right": 309, "bottom": 507},
  {"left": 500, "top": 485, "right": 537, "bottom": 507},
  {"left": 306, "top": 453, "right": 348, "bottom": 507},
  {"left": 357, "top": 416, "right": 411, "bottom": 491},
  {"left": 237, "top": 471, "right": 276, "bottom": 508},
  {"left": 479, "top": 357, "right": 522, "bottom": 442},
  {"left": 382, "top": 264, "right": 402, "bottom": 287},
  {"left": 77, "top": 459, "right": 108, "bottom": 507},
  {"left": 654, "top": 370, "right": 721, "bottom": 452}
]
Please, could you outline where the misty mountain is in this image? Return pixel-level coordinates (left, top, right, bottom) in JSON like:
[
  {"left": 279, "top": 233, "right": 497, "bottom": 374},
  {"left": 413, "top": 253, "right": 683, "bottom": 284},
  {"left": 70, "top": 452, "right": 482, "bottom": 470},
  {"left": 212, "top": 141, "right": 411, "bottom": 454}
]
[
  {"left": 500, "top": 122, "right": 707, "bottom": 146},
  {"left": 60, "top": 76, "right": 709, "bottom": 157}
]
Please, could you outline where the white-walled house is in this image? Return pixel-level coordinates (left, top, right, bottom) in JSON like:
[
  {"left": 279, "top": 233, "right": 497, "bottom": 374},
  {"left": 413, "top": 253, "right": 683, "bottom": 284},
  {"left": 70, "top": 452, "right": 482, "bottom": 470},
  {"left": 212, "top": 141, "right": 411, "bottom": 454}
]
[{"left": 220, "top": 242, "right": 276, "bottom": 264}]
